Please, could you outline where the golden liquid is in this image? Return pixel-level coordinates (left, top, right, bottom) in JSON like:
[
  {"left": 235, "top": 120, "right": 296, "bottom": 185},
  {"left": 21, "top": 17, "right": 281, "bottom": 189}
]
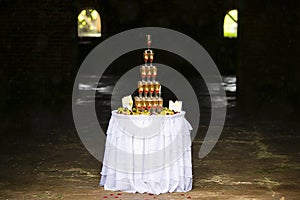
[
  {"left": 135, "top": 100, "right": 141, "bottom": 108},
  {"left": 146, "top": 98, "right": 153, "bottom": 109},
  {"left": 143, "top": 83, "right": 149, "bottom": 93},
  {"left": 141, "top": 98, "right": 146, "bottom": 109},
  {"left": 138, "top": 81, "right": 143, "bottom": 93},
  {"left": 158, "top": 98, "right": 163, "bottom": 107},
  {"left": 149, "top": 56, "right": 153, "bottom": 62},
  {"left": 150, "top": 82, "right": 155, "bottom": 93},
  {"left": 152, "top": 66, "right": 157, "bottom": 76},
  {"left": 140, "top": 67, "right": 146, "bottom": 77},
  {"left": 155, "top": 82, "right": 160, "bottom": 93},
  {"left": 153, "top": 99, "right": 158, "bottom": 108},
  {"left": 146, "top": 67, "right": 151, "bottom": 77},
  {"left": 143, "top": 52, "right": 148, "bottom": 62}
]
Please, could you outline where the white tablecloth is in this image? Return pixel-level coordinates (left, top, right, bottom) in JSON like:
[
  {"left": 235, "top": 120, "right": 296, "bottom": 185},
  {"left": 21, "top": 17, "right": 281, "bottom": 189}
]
[{"left": 100, "top": 111, "right": 193, "bottom": 195}]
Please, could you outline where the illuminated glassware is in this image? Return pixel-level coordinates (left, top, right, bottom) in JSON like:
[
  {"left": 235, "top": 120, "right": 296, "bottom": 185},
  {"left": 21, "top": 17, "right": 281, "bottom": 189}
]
[
  {"left": 158, "top": 97, "right": 163, "bottom": 107},
  {"left": 143, "top": 51, "right": 148, "bottom": 63},
  {"left": 149, "top": 51, "right": 154, "bottom": 64},
  {"left": 146, "top": 34, "right": 151, "bottom": 49},
  {"left": 152, "top": 66, "right": 157, "bottom": 82},
  {"left": 154, "top": 81, "right": 160, "bottom": 98},
  {"left": 135, "top": 96, "right": 141, "bottom": 111},
  {"left": 138, "top": 81, "right": 144, "bottom": 98},
  {"left": 149, "top": 82, "right": 155, "bottom": 98},
  {"left": 146, "top": 97, "right": 153, "bottom": 111},
  {"left": 143, "top": 82, "right": 149, "bottom": 97},
  {"left": 152, "top": 97, "right": 158, "bottom": 113},
  {"left": 140, "top": 65, "right": 146, "bottom": 81},
  {"left": 157, "top": 97, "right": 163, "bottom": 113},
  {"left": 130, "top": 34, "right": 164, "bottom": 114},
  {"left": 141, "top": 97, "right": 146, "bottom": 111},
  {"left": 146, "top": 66, "right": 151, "bottom": 82}
]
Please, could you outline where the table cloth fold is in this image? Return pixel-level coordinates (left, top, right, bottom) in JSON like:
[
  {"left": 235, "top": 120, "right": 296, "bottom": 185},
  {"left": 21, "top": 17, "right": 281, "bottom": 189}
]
[{"left": 100, "top": 111, "right": 193, "bottom": 195}]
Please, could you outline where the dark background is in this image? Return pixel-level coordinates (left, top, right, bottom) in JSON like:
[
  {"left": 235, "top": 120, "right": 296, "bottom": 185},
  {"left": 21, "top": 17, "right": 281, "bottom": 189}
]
[
  {"left": 0, "top": 0, "right": 299, "bottom": 142},
  {"left": 0, "top": 1, "right": 300, "bottom": 199}
]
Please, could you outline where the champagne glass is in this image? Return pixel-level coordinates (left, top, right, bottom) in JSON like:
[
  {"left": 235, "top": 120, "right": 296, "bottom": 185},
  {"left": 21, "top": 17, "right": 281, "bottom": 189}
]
[
  {"left": 143, "top": 82, "right": 149, "bottom": 97},
  {"left": 146, "top": 34, "right": 151, "bottom": 49},
  {"left": 138, "top": 81, "right": 143, "bottom": 98},
  {"left": 135, "top": 96, "right": 141, "bottom": 111},
  {"left": 152, "top": 97, "right": 158, "bottom": 113},
  {"left": 155, "top": 81, "right": 160, "bottom": 98},
  {"left": 146, "top": 97, "right": 153, "bottom": 112},
  {"left": 157, "top": 97, "right": 163, "bottom": 113},
  {"left": 152, "top": 66, "right": 157, "bottom": 82},
  {"left": 146, "top": 66, "right": 151, "bottom": 82},
  {"left": 149, "top": 51, "right": 154, "bottom": 64},
  {"left": 143, "top": 51, "right": 148, "bottom": 64},
  {"left": 140, "top": 65, "right": 146, "bottom": 81},
  {"left": 149, "top": 81, "right": 154, "bottom": 98},
  {"left": 159, "top": 85, "right": 161, "bottom": 97},
  {"left": 141, "top": 97, "right": 146, "bottom": 111}
]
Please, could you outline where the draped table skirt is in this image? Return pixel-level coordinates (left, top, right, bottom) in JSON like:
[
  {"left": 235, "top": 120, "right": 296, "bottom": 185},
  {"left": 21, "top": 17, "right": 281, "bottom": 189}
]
[{"left": 100, "top": 111, "right": 193, "bottom": 195}]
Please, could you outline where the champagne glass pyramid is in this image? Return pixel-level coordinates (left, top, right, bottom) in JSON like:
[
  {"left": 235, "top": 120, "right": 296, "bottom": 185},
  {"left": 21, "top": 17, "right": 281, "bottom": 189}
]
[{"left": 136, "top": 34, "right": 163, "bottom": 113}]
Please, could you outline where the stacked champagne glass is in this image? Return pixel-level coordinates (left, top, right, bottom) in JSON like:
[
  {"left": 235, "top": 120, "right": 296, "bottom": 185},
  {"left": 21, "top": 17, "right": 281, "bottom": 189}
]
[{"left": 135, "top": 34, "right": 163, "bottom": 114}]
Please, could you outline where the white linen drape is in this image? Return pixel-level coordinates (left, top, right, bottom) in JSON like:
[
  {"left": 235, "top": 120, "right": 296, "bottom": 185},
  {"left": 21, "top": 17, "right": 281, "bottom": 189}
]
[{"left": 100, "top": 111, "right": 193, "bottom": 195}]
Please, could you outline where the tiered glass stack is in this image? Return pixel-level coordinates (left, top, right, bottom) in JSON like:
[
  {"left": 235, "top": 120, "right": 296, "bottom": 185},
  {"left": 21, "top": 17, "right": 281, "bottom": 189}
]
[
  {"left": 134, "top": 34, "right": 163, "bottom": 114},
  {"left": 117, "top": 34, "right": 176, "bottom": 115}
]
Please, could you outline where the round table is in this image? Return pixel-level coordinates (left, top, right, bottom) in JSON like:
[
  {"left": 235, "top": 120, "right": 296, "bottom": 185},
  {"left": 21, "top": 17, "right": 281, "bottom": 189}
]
[{"left": 100, "top": 110, "right": 193, "bottom": 195}]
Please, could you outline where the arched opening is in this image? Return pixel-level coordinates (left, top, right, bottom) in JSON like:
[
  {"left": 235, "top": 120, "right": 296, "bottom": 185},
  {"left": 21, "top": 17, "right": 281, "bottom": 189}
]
[
  {"left": 78, "top": 9, "right": 101, "bottom": 37},
  {"left": 223, "top": 9, "right": 238, "bottom": 38}
]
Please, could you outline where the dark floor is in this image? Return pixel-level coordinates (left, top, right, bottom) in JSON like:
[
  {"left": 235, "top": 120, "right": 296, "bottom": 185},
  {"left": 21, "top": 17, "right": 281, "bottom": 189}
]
[{"left": 0, "top": 76, "right": 299, "bottom": 200}]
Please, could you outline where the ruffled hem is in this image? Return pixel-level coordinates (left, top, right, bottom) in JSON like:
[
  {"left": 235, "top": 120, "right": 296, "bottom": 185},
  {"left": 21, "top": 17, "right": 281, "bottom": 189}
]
[
  {"left": 100, "top": 110, "right": 193, "bottom": 194},
  {"left": 100, "top": 175, "right": 192, "bottom": 195}
]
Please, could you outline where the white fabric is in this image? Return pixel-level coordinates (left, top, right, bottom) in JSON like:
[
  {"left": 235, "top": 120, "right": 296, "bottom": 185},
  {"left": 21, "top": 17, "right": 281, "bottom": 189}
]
[{"left": 100, "top": 111, "right": 193, "bottom": 195}]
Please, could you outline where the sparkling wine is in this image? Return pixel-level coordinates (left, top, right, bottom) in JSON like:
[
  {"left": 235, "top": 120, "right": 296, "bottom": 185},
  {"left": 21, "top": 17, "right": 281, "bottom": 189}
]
[
  {"left": 152, "top": 66, "right": 157, "bottom": 82},
  {"left": 146, "top": 66, "right": 151, "bottom": 82},
  {"left": 143, "top": 51, "right": 148, "bottom": 63},
  {"left": 135, "top": 96, "right": 141, "bottom": 111},
  {"left": 140, "top": 65, "right": 146, "bottom": 81},
  {"left": 155, "top": 81, "right": 160, "bottom": 97},
  {"left": 149, "top": 52, "right": 154, "bottom": 63},
  {"left": 138, "top": 81, "right": 143, "bottom": 98},
  {"left": 143, "top": 82, "right": 149, "bottom": 97}
]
